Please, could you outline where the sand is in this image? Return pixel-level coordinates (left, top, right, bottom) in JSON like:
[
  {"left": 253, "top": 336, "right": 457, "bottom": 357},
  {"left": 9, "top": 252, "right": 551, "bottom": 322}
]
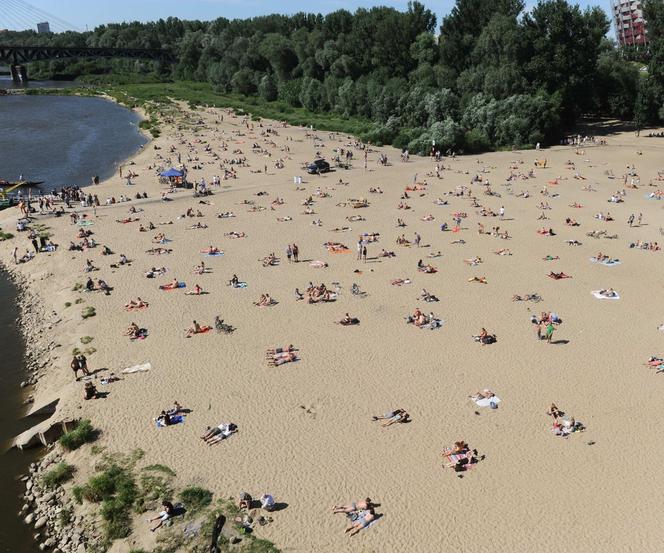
[{"left": 2, "top": 102, "right": 664, "bottom": 553}]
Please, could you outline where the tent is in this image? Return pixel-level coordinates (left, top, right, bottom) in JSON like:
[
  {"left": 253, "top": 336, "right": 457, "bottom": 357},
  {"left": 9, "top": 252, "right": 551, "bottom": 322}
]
[{"left": 160, "top": 168, "right": 184, "bottom": 177}]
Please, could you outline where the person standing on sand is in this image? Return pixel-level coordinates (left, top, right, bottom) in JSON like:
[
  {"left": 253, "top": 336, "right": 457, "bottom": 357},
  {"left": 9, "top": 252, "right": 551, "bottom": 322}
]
[
  {"left": 499, "top": 206, "right": 505, "bottom": 219},
  {"left": 628, "top": 213, "right": 634, "bottom": 227},
  {"left": 637, "top": 212, "right": 643, "bottom": 226},
  {"left": 292, "top": 244, "right": 299, "bottom": 263},
  {"left": 12, "top": 246, "right": 18, "bottom": 264},
  {"left": 362, "top": 245, "right": 367, "bottom": 262},
  {"left": 71, "top": 355, "right": 90, "bottom": 380},
  {"left": 414, "top": 233, "right": 421, "bottom": 247},
  {"left": 286, "top": 245, "right": 292, "bottom": 263},
  {"left": 357, "top": 239, "right": 363, "bottom": 260}
]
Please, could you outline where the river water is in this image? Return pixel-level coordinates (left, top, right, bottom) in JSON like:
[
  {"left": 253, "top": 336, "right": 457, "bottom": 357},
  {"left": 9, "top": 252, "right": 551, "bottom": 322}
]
[{"left": 0, "top": 93, "right": 147, "bottom": 552}]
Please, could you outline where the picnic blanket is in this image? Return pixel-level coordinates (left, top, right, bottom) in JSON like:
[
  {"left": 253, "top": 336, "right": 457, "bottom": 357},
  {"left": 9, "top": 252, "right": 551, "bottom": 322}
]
[
  {"left": 122, "top": 362, "right": 151, "bottom": 374},
  {"left": 592, "top": 290, "right": 620, "bottom": 300},
  {"left": 156, "top": 415, "right": 185, "bottom": 428},
  {"left": 474, "top": 396, "right": 501, "bottom": 408},
  {"left": 590, "top": 257, "right": 621, "bottom": 266}
]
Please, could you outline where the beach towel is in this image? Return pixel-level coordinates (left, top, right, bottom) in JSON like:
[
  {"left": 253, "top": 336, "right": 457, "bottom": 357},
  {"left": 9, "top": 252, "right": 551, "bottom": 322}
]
[
  {"left": 77, "top": 220, "right": 94, "bottom": 227},
  {"left": 590, "top": 257, "right": 621, "bottom": 266},
  {"left": 202, "top": 252, "right": 224, "bottom": 257},
  {"left": 156, "top": 415, "right": 185, "bottom": 428},
  {"left": 232, "top": 282, "right": 247, "bottom": 288},
  {"left": 122, "top": 362, "right": 151, "bottom": 374},
  {"left": 592, "top": 290, "right": 620, "bottom": 300},
  {"left": 474, "top": 396, "right": 501, "bottom": 408},
  {"left": 160, "top": 282, "right": 186, "bottom": 290}
]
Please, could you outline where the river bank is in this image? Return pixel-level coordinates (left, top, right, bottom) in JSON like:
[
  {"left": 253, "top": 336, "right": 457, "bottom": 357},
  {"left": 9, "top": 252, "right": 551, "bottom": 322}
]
[{"left": 1, "top": 93, "right": 663, "bottom": 552}]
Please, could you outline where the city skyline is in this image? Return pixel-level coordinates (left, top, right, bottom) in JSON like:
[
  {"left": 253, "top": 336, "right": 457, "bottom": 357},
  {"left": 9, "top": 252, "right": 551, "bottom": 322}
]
[{"left": 3, "top": 0, "right": 611, "bottom": 32}]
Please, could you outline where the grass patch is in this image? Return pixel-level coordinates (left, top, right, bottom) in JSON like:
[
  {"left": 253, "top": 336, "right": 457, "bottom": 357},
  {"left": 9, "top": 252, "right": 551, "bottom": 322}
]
[
  {"left": 178, "top": 486, "right": 212, "bottom": 513},
  {"left": 58, "top": 505, "right": 73, "bottom": 526},
  {"left": 80, "top": 336, "right": 94, "bottom": 344},
  {"left": 72, "top": 347, "right": 81, "bottom": 356},
  {"left": 42, "top": 462, "right": 75, "bottom": 488},
  {"left": 0, "top": 231, "right": 14, "bottom": 241},
  {"left": 84, "top": 347, "right": 97, "bottom": 356},
  {"left": 75, "top": 298, "right": 84, "bottom": 304},
  {"left": 135, "top": 464, "right": 176, "bottom": 513},
  {"left": 59, "top": 419, "right": 96, "bottom": 451},
  {"left": 81, "top": 306, "right": 96, "bottom": 319},
  {"left": 72, "top": 283, "right": 84, "bottom": 292},
  {"left": 64, "top": 302, "right": 72, "bottom": 308}
]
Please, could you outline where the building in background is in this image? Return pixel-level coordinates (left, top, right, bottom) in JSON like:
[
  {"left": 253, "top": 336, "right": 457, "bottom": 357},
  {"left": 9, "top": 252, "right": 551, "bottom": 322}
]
[
  {"left": 611, "top": 0, "right": 648, "bottom": 47},
  {"left": 36, "top": 21, "right": 50, "bottom": 33}
]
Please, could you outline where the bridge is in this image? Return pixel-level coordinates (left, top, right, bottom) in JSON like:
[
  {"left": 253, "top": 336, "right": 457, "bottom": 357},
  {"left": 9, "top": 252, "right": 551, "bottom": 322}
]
[{"left": 0, "top": 46, "right": 177, "bottom": 82}]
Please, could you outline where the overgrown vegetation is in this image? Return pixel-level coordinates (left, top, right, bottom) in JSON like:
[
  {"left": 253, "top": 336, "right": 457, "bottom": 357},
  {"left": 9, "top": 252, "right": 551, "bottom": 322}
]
[
  {"left": 178, "top": 486, "right": 212, "bottom": 513},
  {"left": 0, "top": 231, "right": 14, "bottom": 241},
  {"left": 81, "top": 306, "right": 96, "bottom": 319},
  {"left": 59, "top": 419, "right": 96, "bottom": 451},
  {"left": 69, "top": 450, "right": 278, "bottom": 550},
  {"left": 42, "top": 462, "right": 75, "bottom": 488},
  {"left": 1, "top": 0, "right": 651, "bottom": 152},
  {"left": 80, "top": 336, "right": 94, "bottom": 344}
]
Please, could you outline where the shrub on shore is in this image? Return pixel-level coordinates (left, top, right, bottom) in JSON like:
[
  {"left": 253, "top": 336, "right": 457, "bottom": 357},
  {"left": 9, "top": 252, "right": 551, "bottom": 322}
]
[
  {"left": 59, "top": 419, "right": 96, "bottom": 451},
  {"left": 42, "top": 462, "right": 75, "bottom": 488},
  {"left": 81, "top": 306, "right": 96, "bottom": 319},
  {"left": 178, "top": 486, "right": 212, "bottom": 513}
]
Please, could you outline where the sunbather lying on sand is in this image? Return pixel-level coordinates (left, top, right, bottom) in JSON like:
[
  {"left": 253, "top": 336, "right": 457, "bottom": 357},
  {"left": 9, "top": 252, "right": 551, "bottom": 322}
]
[
  {"left": 372, "top": 409, "right": 410, "bottom": 426},
  {"left": 332, "top": 498, "right": 376, "bottom": 514},
  {"left": 337, "top": 313, "right": 360, "bottom": 326},
  {"left": 185, "top": 320, "right": 212, "bottom": 337},
  {"left": 464, "top": 257, "right": 482, "bottom": 266},
  {"left": 474, "top": 328, "right": 496, "bottom": 345},
  {"left": 254, "top": 294, "right": 276, "bottom": 307},
  {"left": 124, "top": 322, "right": 146, "bottom": 340},
  {"left": 598, "top": 288, "right": 618, "bottom": 298},
  {"left": 214, "top": 316, "right": 235, "bottom": 334},
  {"left": 420, "top": 289, "right": 439, "bottom": 302},
  {"left": 160, "top": 278, "right": 182, "bottom": 290},
  {"left": 267, "top": 351, "right": 298, "bottom": 366},
  {"left": 468, "top": 276, "right": 487, "bottom": 284},
  {"left": 185, "top": 284, "right": 205, "bottom": 295},
  {"left": 417, "top": 260, "right": 437, "bottom": 273},
  {"left": 201, "top": 246, "right": 221, "bottom": 254},
  {"left": 548, "top": 271, "right": 572, "bottom": 279},
  {"left": 146, "top": 247, "right": 172, "bottom": 255},
  {"left": 125, "top": 298, "right": 149, "bottom": 310},
  {"left": 201, "top": 422, "right": 238, "bottom": 445},
  {"left": 441, "top": 440, "right": 481, "bottom": 471},
  {"left": 344, "top": 509, "right": 377, "bottom": 537}
]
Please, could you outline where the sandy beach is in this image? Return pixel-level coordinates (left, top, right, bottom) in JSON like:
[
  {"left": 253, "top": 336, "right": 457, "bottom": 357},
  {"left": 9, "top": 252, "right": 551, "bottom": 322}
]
[{"left": 2, "top": 101, "right": 664, "bottom": 553}]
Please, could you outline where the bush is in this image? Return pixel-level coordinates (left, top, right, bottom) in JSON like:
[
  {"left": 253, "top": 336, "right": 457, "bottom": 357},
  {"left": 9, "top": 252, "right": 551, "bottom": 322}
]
[
  {"left": 178, "top": 486, "right": 212, "bottom": 512},
  {"left": 42, "top": 462, "right": 75, "bottom": 488},
  {"left": 59, "top": 419, "right": 96, "bottom": 451},
  {"left": 81, "top": 306, "right": 96, "bottom": 319},
  {"left": 0, "top": 231, "right": 14, "bottom": 241}
]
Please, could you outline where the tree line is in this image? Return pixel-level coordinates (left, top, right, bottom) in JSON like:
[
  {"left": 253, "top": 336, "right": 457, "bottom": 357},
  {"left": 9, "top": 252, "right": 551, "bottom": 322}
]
[{"left": 3, "top": 0, "right": 663, "bottom": 152}]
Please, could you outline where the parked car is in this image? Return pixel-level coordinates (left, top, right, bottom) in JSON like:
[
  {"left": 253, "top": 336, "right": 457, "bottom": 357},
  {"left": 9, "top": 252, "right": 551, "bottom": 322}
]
[{"left": 306, "top": 159, "right": 331, "bottom": 174}]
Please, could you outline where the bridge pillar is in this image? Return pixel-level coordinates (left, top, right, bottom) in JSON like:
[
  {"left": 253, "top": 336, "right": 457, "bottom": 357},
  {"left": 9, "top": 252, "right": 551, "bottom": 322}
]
[{"left": 10, "top": 65, "right": 28, "bottom": 83}]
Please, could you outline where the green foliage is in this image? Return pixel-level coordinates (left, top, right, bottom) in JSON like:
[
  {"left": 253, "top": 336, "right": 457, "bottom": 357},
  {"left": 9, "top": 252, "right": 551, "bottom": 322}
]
[
  {"left": 1, "top": 0, "right": 646, "bottom": 148},
  {"left": 64, "top": 302, "right": 72, "bottom": 308},
  {"left": 80, "top": 336, "right": 94, "bottom": 344},
  {"left": 59, "top": 419, "right": 96, "bottom": 451},
  {"left": 178, "top": 486, "right": 213, "bottom": 512},
  {"left": 42, "top": 462, "right": 75, "bottom": 488},
  {"left": 135, "top": 465, "right": 176, "bottom": 513},
  {"left": 58, "top": 506, "right": 73, "bottom": 526},
  {"left": 81, "top": 306, "right": 96, "bottom": 319},
  {"left": 0, "top": 231, "right": 14, "bottom": 241}
]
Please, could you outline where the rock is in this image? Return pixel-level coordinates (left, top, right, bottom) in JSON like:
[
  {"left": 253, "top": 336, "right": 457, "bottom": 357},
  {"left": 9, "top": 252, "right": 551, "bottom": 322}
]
[
  {"left": 20, "top": 380, "right": 28, "bottom": 388},
  {"left": 26, "top": 480, "right": 33, "bottom": 490},
  {"left": 45, "top": 537, "right": 56, "bottom": 547},
  {"left": 76, "top": 544, "right": 86, "bottom": 553},
  {"left": 35, "top": 516, "right": 48, "bottom": 529},
  {"left": 24, "top": 513, "right": 35, "bottom": 525}
]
